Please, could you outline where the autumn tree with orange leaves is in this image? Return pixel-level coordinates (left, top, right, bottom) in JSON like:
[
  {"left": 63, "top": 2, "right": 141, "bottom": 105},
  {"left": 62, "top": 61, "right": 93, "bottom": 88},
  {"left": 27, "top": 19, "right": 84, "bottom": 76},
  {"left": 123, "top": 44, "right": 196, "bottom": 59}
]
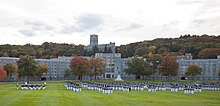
[
  {"left": 88, "top": 58, "right": 106, "bottom": 80},
  {"left": 69, "top": 56, "right": 90, "bottom": 81},
  {"left": 0, "top": 66, "right": 7, "bottom": 81},
  {"left": 3, "top": 63, "right": 17, "bottom": 81},
  {"left": 159, "top": 55, "right": 179, "bottom": 80}
]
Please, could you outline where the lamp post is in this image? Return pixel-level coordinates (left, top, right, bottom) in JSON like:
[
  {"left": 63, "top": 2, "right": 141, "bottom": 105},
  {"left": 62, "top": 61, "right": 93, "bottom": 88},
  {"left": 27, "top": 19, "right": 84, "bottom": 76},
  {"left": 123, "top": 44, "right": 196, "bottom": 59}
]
[{"left": 155, "top": 61, "right": 159, "bottom": 80}]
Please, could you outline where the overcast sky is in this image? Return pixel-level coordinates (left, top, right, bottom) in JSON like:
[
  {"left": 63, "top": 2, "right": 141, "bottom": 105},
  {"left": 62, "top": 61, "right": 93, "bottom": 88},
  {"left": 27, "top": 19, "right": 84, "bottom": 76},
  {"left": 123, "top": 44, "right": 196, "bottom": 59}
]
[{"left": 0, "top": 0, "right": 220, "bottom": 46}]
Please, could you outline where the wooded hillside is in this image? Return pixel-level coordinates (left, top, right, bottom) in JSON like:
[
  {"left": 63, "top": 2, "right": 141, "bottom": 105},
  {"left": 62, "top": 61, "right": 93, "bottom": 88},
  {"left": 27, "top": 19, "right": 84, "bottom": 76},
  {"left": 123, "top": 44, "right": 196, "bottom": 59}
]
[{"left": 1, "top": 34, "right": 220, "bottom": 59}]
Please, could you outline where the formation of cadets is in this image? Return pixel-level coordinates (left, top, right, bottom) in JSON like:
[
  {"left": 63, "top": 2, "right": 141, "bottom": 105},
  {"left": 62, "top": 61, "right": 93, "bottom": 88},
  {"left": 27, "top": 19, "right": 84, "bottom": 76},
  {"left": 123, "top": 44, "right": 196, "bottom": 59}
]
[
  {"left": 65, "top": 82, "right": 82, "bottom": 92},
  {"left": 16, "top": 82, "right": 46, "bottom": 90},
  {"left": 65, "top": 81, "right": 220, "bottom": 94},
  {"left": 82, "top": 82, "right": 114, "bottom": 94}
]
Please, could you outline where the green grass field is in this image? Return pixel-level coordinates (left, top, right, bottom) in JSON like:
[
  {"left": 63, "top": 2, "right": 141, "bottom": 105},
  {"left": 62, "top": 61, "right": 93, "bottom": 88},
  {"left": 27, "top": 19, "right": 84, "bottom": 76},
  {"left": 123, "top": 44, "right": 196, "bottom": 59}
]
[{"left": 0, "top": 81, "right": 220, "bottom": 106}]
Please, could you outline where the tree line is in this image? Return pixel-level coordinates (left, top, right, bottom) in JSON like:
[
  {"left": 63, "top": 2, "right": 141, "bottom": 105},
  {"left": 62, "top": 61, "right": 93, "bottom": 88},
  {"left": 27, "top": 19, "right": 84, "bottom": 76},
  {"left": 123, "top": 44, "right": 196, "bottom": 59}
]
[
  {"left": 1, "top": 54, "right": 220, "bottom": 81},
  {"left": 117, "top": 34, "right": 220, "bottom": 59},
  {"left": 124, "top": 55, "right": 179, "bottom": 80},
  {"left": 0, "top": 55, "right": 106, "bottom": 82},
  {"left": 0, "top": 34, "right": 219, "bottom": 59},
  {"left": 0, "top": 55, "right": 48, "bottom": 82},
  {"left": 124, "top": 55, "right": 220, "bottom": 80}
]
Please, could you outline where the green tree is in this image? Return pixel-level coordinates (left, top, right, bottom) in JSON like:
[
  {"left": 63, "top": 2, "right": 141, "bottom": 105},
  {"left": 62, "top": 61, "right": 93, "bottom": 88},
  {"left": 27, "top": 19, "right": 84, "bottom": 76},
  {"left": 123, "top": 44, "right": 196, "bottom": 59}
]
[
  {"left": 36, "top": 48, "right": 44, "bottom": 58},
  {"left": 3, "top": 63, "right": 17, "bottom": 81},
  {"left": 149, "top": 46, "right": 157, "bottom": 53},
  {"left": 185, "top": 64, "right": 202, "bottom": 80},
  {"left": 10, "top": 49, "right": 18, "bottom": 57},
  {"left": 147, "top": 52, "right": 153, "bottom": 59},
  {"left": 117, "top": 45, "right": 128, "bottom": 58},
  {"left": 3, "top": 52, "right": 8, "bottom": 57},
  {"left": 69, "top": 56, "right": 90, "bottom": 81},
  {"left": 159, "top": 55, "right": 179, "bottom": 80},
  {"left": 36, "top": 64, "right": 48, "bottom": 80},
  {"left": 147, "top": 54, "right": 162, "bottom": 79},
  {"left": 124, "top": 56, "right": 152, "bottom": 79},
  {"left": 64, "top": 69, "right": 71, "bottom": 81},
  {"left": 88, "top": 58, "right": 106, "bottom": 80},
  {"left": 134, "top": 47, "right": 149, "bottom": 57},
  {"left": 157, "top": 47, "right": 168, "bottom": 55},
  {"left": 17, "top": 55, "right": 38, "bottom": 82}
]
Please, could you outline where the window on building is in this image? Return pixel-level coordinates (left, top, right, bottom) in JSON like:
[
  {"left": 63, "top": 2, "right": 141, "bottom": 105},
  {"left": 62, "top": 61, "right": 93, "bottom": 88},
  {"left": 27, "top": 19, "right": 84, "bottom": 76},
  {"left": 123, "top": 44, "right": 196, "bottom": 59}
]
[{"left": 106, "top": 74, "right": 111, "bottom": 78}]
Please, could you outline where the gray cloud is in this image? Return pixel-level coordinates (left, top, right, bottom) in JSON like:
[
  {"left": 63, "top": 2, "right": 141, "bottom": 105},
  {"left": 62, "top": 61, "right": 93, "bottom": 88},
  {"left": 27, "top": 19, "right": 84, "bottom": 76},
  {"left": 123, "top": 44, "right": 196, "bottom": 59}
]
[
  {"left": 191, "top": 16, "right": 220, "bottom": 28},
  {"left": 177, "top": 0, "right": 205, "bottom": 5},
  {"left": 187, "top": 16, "right": 220, "bottom": 34},
  {"left": 77, "top": 14, "right": 103, "bottom": 29},
  {"left": 61, "top": 25, "right": 84, "bottom": 34},
  {"left": 61, "top": 13, "right": 104, "bottom": 34},
  {"left": 192, "top": 19, "right": 206, "bottom": 27},
  {"left": 117, "top": 23, "right": 144, "bottom": 31},
  {"left": 25, "top": 20, "right": 45, "bottom": 26},
  {"left": 18, "top": 29, "right": 35, "bottom": 37},
  {"left": 162, "top": 21, "right": 179, "bottom": 31},
  {"left": 18, "top": 20, "right": 56, "bottom": 37},
  {"left": 177, "top": 0, "right": 220, "bottom": 18},
  {"left": 24, "top": 20, "right": 55, "bottom": 31},
  {"left": 126, "top": 23, "right": 144, "bottom": 29}
]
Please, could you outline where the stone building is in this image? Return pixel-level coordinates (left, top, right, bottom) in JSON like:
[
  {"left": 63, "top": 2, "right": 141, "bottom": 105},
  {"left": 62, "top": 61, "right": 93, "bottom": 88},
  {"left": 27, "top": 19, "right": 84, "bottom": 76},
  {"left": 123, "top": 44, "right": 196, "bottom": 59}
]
[
  {"left": 0, "top": 57, "right": 70, "bottom": 80},
  {"left": 84, "top": 34, "right": 116, "bottom": 53},
  {"left": 95, "top": 53, "right": 121, "bottom": 79},
  {"left": 94, "top": 53, "right": 134, "bottom": 80},
  {"left": 177, "top": 54, "right": 220, "bottom": 80},
  {"left": 36, "top": 58, "right": 70, "bottom": 80}
]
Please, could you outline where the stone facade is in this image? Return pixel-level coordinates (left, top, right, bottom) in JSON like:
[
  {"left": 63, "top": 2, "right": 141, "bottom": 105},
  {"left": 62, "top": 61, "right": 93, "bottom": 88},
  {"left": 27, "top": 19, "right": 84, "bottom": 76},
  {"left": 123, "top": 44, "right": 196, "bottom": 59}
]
[
  {"left": 0, "top": 54, "right": 132, "bottom": 80},
  {"left": 0, "top": 57, "right": 70, "bottom": 80},
  {"left": 95, "top": 53, "right": 121, "bottom": 79},
  {"left": 85, "top": 34, "right": 116, "bottom": 53},
  {"left": 36, "top": 58, "right": 70, "bottom": 80},
  {"left": 177, "top": 54, "right": 220, "bottom": 80},
  {"left": 94, "top": 53, "right": 135, "bottom": 80},
  {"left": 1, "top": 53, "right": 219, "bottom": 80}
]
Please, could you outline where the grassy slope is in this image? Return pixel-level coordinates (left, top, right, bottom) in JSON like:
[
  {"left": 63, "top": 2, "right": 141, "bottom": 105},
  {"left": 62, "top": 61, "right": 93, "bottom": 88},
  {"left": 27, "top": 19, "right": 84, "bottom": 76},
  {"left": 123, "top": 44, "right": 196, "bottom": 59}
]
[{"left": 0, "top": 82, "right": 219, "bottom": 106}]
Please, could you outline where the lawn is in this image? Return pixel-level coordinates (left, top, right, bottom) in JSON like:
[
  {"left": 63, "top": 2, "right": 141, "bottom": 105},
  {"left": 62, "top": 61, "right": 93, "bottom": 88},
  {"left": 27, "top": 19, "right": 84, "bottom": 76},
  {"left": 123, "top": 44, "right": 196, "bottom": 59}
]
[{"left": 0, "top": 81, "right": 220, "bottom": 106}]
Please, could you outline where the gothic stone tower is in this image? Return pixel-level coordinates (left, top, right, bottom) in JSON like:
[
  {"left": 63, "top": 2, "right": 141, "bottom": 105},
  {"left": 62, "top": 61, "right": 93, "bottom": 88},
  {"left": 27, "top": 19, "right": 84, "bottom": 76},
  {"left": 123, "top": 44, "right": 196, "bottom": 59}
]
[{"left": 90, "top": 34, "right": 98, "bottom": 46}]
